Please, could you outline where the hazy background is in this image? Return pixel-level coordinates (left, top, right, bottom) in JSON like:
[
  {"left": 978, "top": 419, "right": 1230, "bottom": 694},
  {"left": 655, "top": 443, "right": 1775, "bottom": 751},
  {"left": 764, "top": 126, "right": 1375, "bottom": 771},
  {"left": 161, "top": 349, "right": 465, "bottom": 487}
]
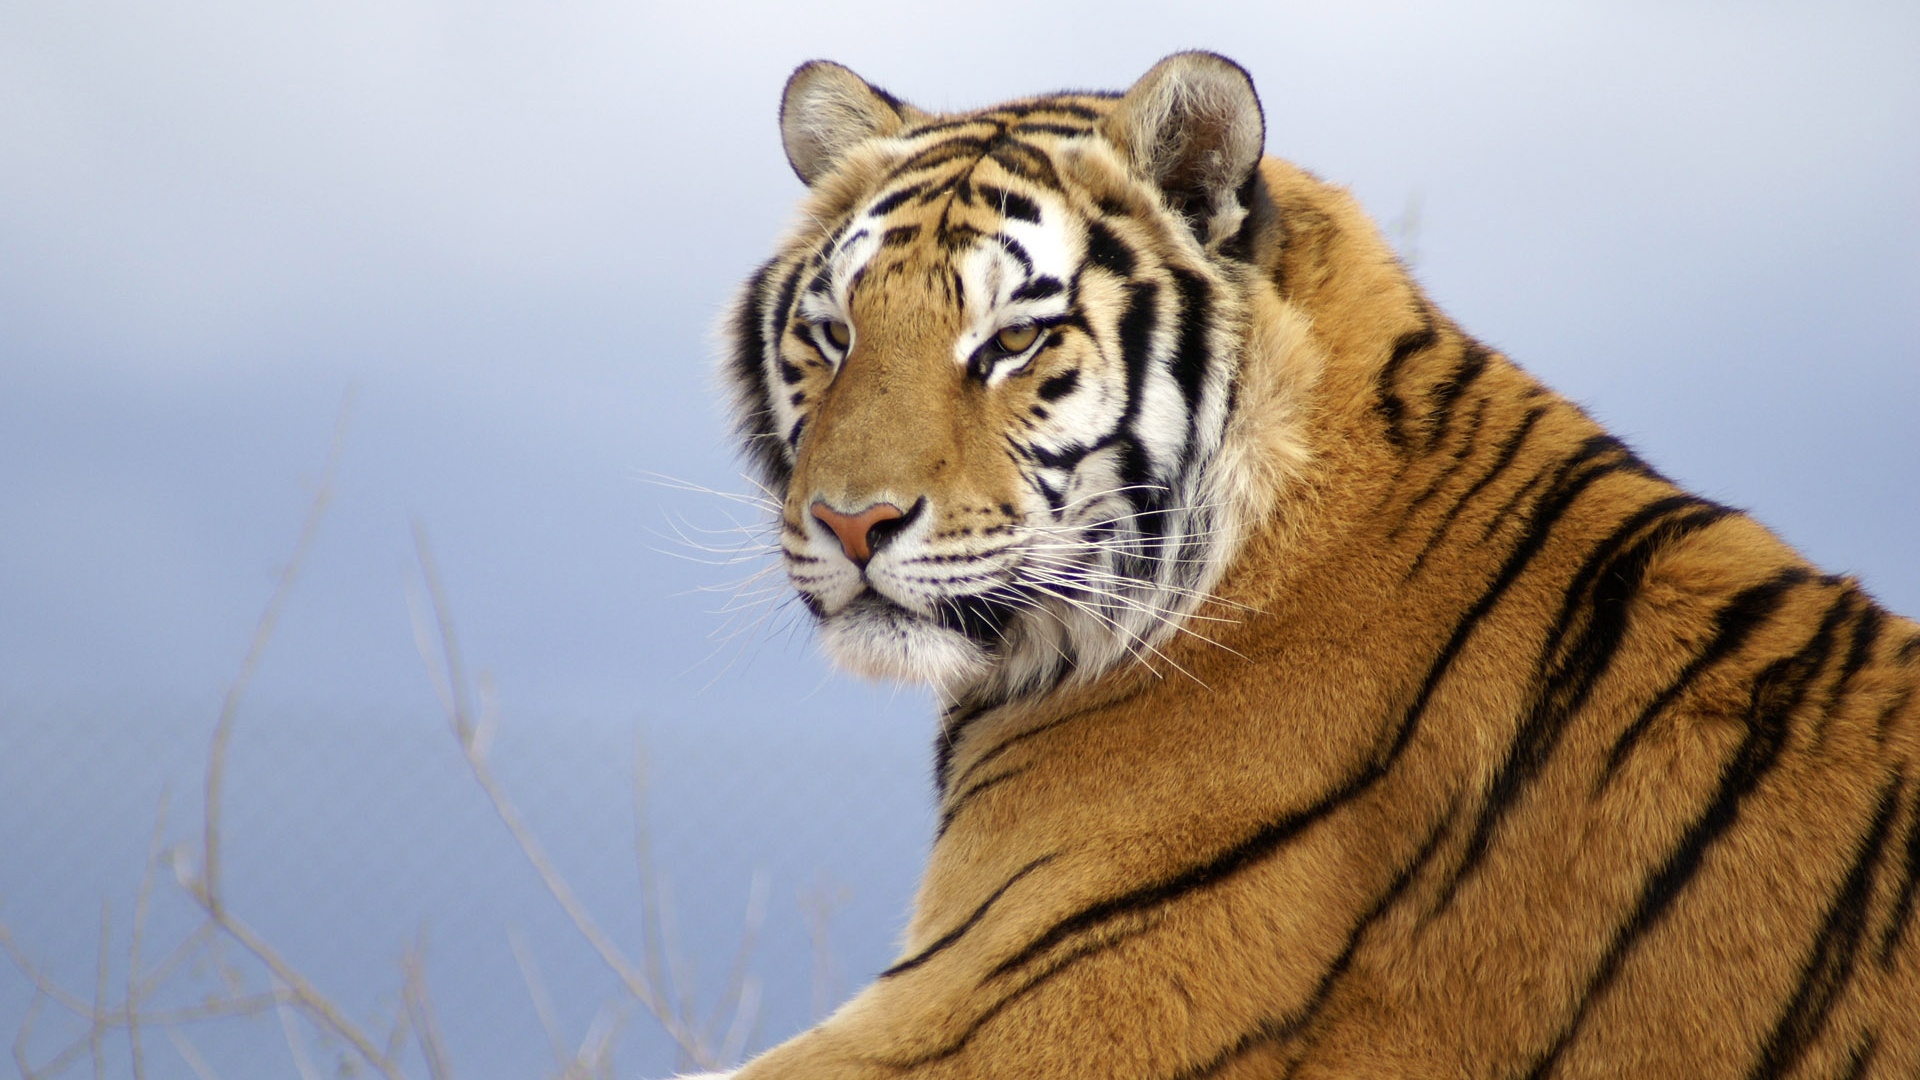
[{"left": 3, "top": 0, "right": 1915, "bottom": 1076}]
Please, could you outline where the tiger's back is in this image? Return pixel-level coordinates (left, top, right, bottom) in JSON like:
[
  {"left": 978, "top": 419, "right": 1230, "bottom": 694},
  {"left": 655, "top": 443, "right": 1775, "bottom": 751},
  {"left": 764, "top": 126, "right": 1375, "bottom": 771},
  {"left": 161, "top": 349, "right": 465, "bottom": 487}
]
[{"left": 721, "top": 53, "right": 1920, "bottom": 1080}]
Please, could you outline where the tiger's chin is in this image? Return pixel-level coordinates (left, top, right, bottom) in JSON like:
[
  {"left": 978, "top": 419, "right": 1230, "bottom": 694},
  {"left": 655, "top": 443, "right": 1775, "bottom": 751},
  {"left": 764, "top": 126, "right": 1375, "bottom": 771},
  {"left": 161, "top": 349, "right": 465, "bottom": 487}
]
[{"left": 816, "top": 594, "right": 990, "bottom": 691}]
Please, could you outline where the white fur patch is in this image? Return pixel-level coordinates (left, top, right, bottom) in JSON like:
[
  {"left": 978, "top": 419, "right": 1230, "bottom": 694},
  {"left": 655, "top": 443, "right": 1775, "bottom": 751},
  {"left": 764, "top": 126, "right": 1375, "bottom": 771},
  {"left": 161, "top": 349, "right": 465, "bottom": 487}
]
[{"left": 817, "top": 598, "right": 988, "bottom": 689}]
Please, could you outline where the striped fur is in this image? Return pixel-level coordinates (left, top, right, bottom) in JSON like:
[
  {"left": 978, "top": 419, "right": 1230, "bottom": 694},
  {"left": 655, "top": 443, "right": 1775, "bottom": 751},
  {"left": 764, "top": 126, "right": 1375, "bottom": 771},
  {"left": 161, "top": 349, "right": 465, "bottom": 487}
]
[{"left": 719, "top": 53, "right": 1920, "bottom": 1080}]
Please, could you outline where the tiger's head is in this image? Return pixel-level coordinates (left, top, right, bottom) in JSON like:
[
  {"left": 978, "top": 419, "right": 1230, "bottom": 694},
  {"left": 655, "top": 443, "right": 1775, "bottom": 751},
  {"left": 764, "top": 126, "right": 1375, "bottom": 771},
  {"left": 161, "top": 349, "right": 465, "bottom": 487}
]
[{"left": 724, "top": 53, "right": 1310, "bottom": 704}]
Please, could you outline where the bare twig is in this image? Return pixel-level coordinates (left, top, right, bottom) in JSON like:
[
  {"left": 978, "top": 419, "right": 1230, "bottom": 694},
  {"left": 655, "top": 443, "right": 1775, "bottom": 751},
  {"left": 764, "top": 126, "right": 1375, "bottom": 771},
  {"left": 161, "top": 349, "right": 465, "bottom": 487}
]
[
  {"left": 800, "top": 880, "right": 850, "bottom": 1024},
  {"left": 708, "top": 872, "right": 768, "bottom": 1064},
  {"left": 127, "top": 792, "right": 169, "bottom": 1080},
  {"left": 271, "top": 972, "right": 324, "bottom": 1080},
  {"left": 572, "top": 1002, "right": 628, "bottom": 1080},
  {"left": 401, "top": 929, "right": 453, "bottom": 1080},
  {"left": 204, "top": 907, "right": 405, "bottom": 1077},
  {"left": 91, "top": 901, "right": 109, "bottom": 1080},
  {"left": 165, "top": 1028, "right": 221, "bottom": 1080},
  {"left": 204, "top": 389, "right": 352, "bottom": 912},
  {"left": 506, "top": 927, "right": 569, "bottom": 1072},
  {"left": 409, "top": 526, "right": 721, "bottom": 1069},
  {"left": 14, "top": 986, "right": 46, "bottom": 1080}
]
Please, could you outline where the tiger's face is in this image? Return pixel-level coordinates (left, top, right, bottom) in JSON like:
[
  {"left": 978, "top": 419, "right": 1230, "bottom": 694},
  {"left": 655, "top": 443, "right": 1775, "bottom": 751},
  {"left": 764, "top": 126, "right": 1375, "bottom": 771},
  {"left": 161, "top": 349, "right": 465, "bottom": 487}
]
[{"left": 726, "top": 56, "right": 1270, "bottom": 703}]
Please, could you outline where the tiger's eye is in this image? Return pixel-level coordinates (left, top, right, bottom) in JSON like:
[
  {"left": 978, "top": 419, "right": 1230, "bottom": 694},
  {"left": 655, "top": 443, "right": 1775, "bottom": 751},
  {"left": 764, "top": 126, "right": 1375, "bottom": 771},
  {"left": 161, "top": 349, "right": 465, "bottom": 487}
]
[
  {"left": 995, "top": 324, "right": 1039, "bottom": 353},
  {"left": 826, "top": 320, "right": 851, "bottom": 348}
]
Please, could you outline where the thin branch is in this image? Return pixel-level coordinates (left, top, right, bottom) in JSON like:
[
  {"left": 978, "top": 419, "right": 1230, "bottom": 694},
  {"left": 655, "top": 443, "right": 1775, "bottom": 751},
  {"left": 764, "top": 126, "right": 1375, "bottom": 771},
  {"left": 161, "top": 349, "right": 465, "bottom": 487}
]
[
  {"left": 91, "top": 901, "right": 109, "bottom": 1080},
  {"left": 410, "top": 527, "right": 719, "bottom": 1069},
  {"left": 203, "top": 908, "right": 405, "bottom": 1078},
  {"left": 14, "top": 986, "right": 45, "bottom": 1080},
  {"left": 127, "top": 792, "right": 169, "bottom": 1080},
  {"left": 506, "top": 927, "right": 569, "bottom": 1072},
  {"left": 706, "top": 871, "right": 768, "bottom": 1063},
  {"left": 271, "top": 972, "right": 324, "bottom": 1080},
  {"left": 204, "top": 390, "right": 352, "bottom": 911},
  {"left": 166, "top": 1029, "right": 221, "bottom": 1080},
  {"left": 401, "top": 929, "right": 453, "bottom": 1080}
]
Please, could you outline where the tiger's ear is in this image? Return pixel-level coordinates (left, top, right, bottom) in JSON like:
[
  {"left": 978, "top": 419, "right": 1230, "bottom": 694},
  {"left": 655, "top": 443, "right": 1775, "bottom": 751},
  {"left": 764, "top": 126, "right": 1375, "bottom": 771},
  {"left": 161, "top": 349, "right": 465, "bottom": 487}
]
[
  {"left": 780, "top": 61, "right": 923, "bottom": 186},
  {"left": 1104, "top": 52, "right": 1266, "bottom": 246}
]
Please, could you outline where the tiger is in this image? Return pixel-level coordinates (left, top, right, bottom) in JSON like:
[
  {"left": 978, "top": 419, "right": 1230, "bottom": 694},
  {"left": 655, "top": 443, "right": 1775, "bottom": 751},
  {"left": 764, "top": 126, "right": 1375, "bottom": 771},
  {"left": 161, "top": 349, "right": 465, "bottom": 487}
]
[{"left": 707, "top": 52, "right": 1920, "bottom": 1079}]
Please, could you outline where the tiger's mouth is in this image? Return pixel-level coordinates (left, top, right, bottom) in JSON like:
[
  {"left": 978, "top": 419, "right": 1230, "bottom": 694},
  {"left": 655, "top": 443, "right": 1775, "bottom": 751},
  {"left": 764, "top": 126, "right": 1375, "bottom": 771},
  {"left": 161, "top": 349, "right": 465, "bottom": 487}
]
[
  {"left": 815, "top": 590, "right": 995, "bottom": 687},
  {"left": 834, "top": 586, "right": 1020, "bottom": 648}
]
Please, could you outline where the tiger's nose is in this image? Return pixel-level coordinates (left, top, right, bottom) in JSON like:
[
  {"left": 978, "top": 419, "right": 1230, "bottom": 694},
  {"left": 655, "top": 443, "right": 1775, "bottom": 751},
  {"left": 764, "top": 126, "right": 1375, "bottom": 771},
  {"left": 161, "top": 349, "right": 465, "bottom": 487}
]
[{"left": 810, "top": 499, "right": 908, "bottom": 565}]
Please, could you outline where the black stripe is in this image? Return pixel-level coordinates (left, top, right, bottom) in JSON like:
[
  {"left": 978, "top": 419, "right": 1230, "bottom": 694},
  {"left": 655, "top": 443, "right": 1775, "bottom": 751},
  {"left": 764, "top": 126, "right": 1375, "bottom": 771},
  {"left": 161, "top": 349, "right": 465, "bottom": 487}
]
[
  {"left": 1425, "top": 341, "right": 1493, "bottom": 450},
  {"left": 867, "top": 182, "right": 928, "bottom": 217},
  {"left": 1598, "top": 567, "right": 1812, "bottom": 790},
  {"left": 1840, "top": 600, "right": 1885, "bottom": 688},
  {"left": 1037, "top": 369, "right": 1079, "bottom": 402},
  {"left": 1167, "top": 268, "right": 1214, "bottom": 418},
  {"left": 1873, "top": 687, "right": 1913, "bottom": 746},
  {"left": 1164, "top": 800, "right": 1461, "bottom": 1080},
  {"left": 991, "top": 438, "right": 1636, "bottom": 985},
  {"left": 1016, "top": 101, "right": 1103, "bottom": 121},
  {"left": 1748, "top": 775, "right": 1905, "bottom": 1080},
  {"left": 818, "top": 232, "right": 863, "bottom": 285},
  {"left": 1167, "top": 1018, "right": 1292, "bottom": 1080},
  {"left": 880, "top": 224, "right": 921, "bottom": 247},
  {"left": 1377, "top": 323, "right": 1437, "bottom": 449},
  {"left": 944, "top": 678, "right": 1153, "bottom": 797},
  {"left": 1115, "top": 281, "right": 1160, "bottom": 426},
  {"left": 892, "top": 136, "right": 995, "bottom": 177},
  {"left": 1832, "top": 1033, "right": 1879, "bottom": 1080},
  {"left": 1022, "top": 439, "right": 1093, "bottom": 472},
  {"left": 987, "top": 139, "right": 1062, "bottom": 189},
  {"left": 937, "top": 763, "right": 1035, "bottom": 837},
  {"left": 1407, "top": 403, "right": 1549, "bottom": 575},
  {"left": 1879, "top": 780, "right": 1920, "bottom": 968},
  {"left": 770, "top": 258, "right": 805, "bottom": 338},
  {"left": 1009, "top": 120, "right": 1093, "bottom": 137},
  {"left": 900, "top": 116, "right": 999, "bottom": 139},
  {"left": 1481, "top": 469, "right": 1550, "bottom": 544},
  {"left": 727, "top": 260, "right": 783, "bottom": 485},
  {"left": 934, "top": 591, "right": 1022, "bottom": 646},
  {"left": 1524, "top": 593, "right": 1851, "bottom": 1080},
  {"left": 867, "top": 82, "right": 908, "bottom": 117},
  {"left": 1083, "top": 219, "right": 1136, "bottom": 278},
  {"left": 1034, "top": 475, "right": 1066, "bottom": 512},
  {"left": 881, "top": 853, "right": 1059, "bottom": 978},
  {"left": 1429, "top": 497, "right": 1733, "bottom": 917},
  {"left": 1010, "top": 275, "right": 1063, "bottom": 302},
  {"left": 983, "top": 235, "right": 1031, "bottom": 275},
  {"left": 1114, "top": 443, "right": 1170, "bottom": 582},
  {"left": 934, "top": 699, "right": 995, "bottom": 793},
  {"left": 1814, "top": 594, "right": 1883, "bottom": 748},
  {"left": 1387, "top": 393, "right": 1491, "bottom": 542},
  {"left": 974, "top": 183, "right": 1041, "bottom": 222},
  {"left": 1267, "top": 797, "right": 1460, "bottom": 1052},
  {"left": 899, "top": 921, "right": 1157, "bottom": 1066}
]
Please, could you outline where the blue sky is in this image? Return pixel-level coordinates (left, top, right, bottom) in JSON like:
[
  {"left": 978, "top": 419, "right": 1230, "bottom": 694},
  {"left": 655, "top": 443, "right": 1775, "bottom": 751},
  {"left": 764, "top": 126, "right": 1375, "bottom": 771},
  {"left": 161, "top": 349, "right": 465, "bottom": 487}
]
[{"left": 2, "top": 1, "right": 1916, "bottom": 1076}]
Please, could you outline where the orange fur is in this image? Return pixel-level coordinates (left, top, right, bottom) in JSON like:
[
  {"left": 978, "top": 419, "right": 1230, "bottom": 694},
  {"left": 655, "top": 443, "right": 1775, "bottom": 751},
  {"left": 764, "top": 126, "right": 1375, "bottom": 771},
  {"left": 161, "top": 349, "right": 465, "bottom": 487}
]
[{"left": 722, "top": 54, "right": 1920, "bottom": 1080}]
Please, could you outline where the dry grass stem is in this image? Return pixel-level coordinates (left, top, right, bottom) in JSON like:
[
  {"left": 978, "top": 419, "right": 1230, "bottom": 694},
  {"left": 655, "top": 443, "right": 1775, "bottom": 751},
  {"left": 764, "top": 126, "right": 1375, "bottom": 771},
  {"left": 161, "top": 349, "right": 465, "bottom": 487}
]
[
  {"left": 165, "top": 1028, "right": 221, "bottom": 1080},
  {"left": 270, "top": 972, "right": 324, "bottom": 1080},
  {"left": 205, "top": 391, "right": 352, "bottom": 912},
  {"left": 402, "top": 931, "right": 453, "bottom": 1080},
  {"left": 507, "top": 926, "right": 571, "bottom": 1072},
  {"left": 413, "top": 525, "right": 767, "bottom": 1071},
  {"left": 11, "top": 393, "right": 796, "bottom": 1079}
]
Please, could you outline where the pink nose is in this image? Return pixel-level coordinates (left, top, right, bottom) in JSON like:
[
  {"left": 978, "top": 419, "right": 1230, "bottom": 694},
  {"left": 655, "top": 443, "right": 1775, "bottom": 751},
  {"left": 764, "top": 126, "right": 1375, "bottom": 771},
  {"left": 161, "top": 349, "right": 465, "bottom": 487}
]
[{"left": 810, "top": 500, "right": 905, "bottom": 565}]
